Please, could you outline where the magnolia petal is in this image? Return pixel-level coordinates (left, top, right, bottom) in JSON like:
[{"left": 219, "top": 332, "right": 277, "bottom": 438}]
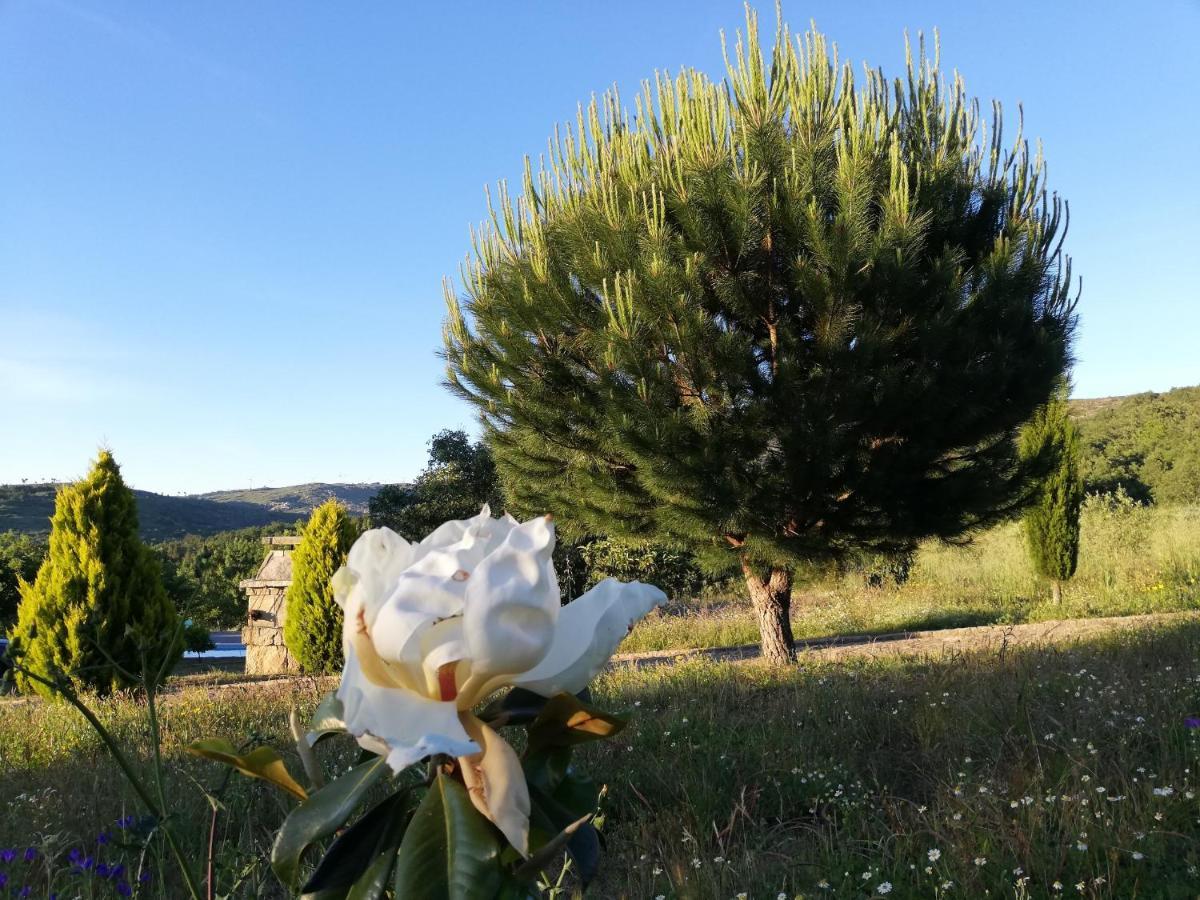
[
  {"left": 415, "top": 506, "right": 494, "bottom": 551},
  {"left": 459, "top": 714, "right": 531, "bottom": 856},
  {"left": 368, "top": 553, "right": 473, "bottom": 670},
  {"left": 462, "top": 516, "right": 558, "bottom": 689},
  {"left": 410, "top": 508, "right": 518, "bottom": 576},
  {"left": 513, "top": 578, "right": 665, "bottom": 697},
  {"left": 330, "top": 566, "right": 358, "bottom": 610},
  {"left": 338, "top": 643, "right": 478, "bottom": 773},
  {"left": 345, "top": 528, "right": 415, "bottom": 624}
]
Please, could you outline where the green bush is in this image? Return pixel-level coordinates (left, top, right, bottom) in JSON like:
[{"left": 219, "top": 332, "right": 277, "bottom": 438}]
[
  {"left": 577, "top": 537, "right": 707, "bottom": 601},
  {"left": 182, "top": 620, "right": 216, "bottom": 655},
  {"left": 7, "top": 451, "right": 181, "bottom": 698},
  {"left": 283, "top": 500, "right": 357, "bottom": 673},
  {"left": 0, "top": 531, "right": 45, "bottom": 630}
]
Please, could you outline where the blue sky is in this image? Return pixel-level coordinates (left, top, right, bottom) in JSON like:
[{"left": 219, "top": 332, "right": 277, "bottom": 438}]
[{"left": 2, "top": 0, "right": 1197, "bottom": 494}]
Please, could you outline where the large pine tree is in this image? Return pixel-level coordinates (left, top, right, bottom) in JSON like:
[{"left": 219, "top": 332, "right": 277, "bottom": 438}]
[
  {"left": 1020, "top": 386, "right": 1084, "bottom": 602},
  {"left": 284, "top": 499, "right": 357, "bottom": 673},
  {"left": 8, "top": 451, "right": 181, "bottom": 697},
  {"left": 444, "top": 12, "right": 1077, "bottom": 662}
]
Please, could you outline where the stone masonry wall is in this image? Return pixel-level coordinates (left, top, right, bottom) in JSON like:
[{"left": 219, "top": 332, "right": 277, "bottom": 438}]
[{"left": 242, "top": 584, "right": 300, "bottom": 675}]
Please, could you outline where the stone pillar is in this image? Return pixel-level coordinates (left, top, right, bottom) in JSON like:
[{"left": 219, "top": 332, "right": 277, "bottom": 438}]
[{"left": 240, "top": 539, "right": 302, "bottom": 675}]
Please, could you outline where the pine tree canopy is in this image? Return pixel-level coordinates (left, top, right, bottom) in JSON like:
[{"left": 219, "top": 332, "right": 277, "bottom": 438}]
[
  {"left": 7, "top": 451, "right": 180, "bottom": 697},
  {"left": 444, "top": 10, "right": 1077, "bottom": 575},
  {"left": 284, "top": 499, "right": 357, "bottom": 673},
  {"left": 1021, "top": 385, "right": 1084, "bottom": 587}
]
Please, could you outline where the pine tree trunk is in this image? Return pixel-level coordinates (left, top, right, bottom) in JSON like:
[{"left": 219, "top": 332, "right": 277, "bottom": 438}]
[
  {"left": 1051, "top": 580, "right": 1062, "bottom": 604},
  {"left": 741, "top": 560, "right": 796, "bottom": 664}
]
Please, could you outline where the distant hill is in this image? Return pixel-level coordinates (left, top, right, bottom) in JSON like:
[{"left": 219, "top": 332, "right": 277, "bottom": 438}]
[
  {"left": 0, "top": 482, "right": 389, "bottom": 541},
  {"left": 1070, "top": 385, "right": 1200, "bottom": 505},
  {"left": 198, "top": 483, "right": 383, "bottom": 516}
]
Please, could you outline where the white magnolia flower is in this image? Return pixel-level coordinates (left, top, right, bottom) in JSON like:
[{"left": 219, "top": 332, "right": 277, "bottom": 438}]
[{"left": 330, "top": 506, "right": 664, "bottom": 856}]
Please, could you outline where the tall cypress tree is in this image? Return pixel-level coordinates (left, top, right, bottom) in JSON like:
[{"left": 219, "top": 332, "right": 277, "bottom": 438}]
[
  {"left": 8, "top": 451, "right": 181, "bottom": 697},
  {"left": 444, "top": 11, "right": 1077, "bottom": 663},
  {"left": 284, "top": 499, "right": 356, "bottom": 673},
  {"left": 1020, "top": 387, "right": 1083, "bottom": 603}
]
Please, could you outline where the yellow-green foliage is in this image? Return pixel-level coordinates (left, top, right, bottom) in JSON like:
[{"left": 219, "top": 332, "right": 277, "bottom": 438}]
[
  {"left": 283, "top": 499, "right": 356, "bottom": 673},
  {"left": 7, "top": 451, "right": 180, "bottom": 698}
]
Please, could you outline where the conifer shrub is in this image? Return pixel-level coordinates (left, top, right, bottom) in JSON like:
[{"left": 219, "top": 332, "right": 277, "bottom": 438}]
[
  {"left": 1022, "top": 387, "right": 1084, "bottom": 602},
  {"left": 283, "top": 499, "right": 357, "bottom": 673},
  {"left": 7, "top": 451, "right": 181, "bottom": 697}
]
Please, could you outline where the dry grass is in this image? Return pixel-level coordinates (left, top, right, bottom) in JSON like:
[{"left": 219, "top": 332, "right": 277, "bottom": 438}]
[
  {"left": 620, "top": 500, "right": 1200, "bottom": 654},
  {"left": 3, "top": 619, "right": 1200, "bottom": 897}
]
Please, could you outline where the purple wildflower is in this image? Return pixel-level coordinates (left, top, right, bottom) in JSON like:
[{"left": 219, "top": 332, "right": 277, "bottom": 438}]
[
  {"left": 67, "top": 848, "right": 83, "bottom": 865},
  {"left": 18, "top": 886, "right": 31, "bottom": 899},
  {"left": 111, "top": 864, "right": 126, "bottom": 879},
  {"left": 1185, "top": 716, "right": 1200, "bottom": 729},
  {"left": 22, "top": 847, "right": 36, "bottom": 862},
  {"left": 117, "top": 815, "right": 136, "bottom": 829},
  {"left": 139, "top": 870, "right": 152, "bottom": 883},
  {"left": 0, "top": 872, "right": 8, "bottom": 888},
  {"left": 96, "top": 832, "right": 111, "bottom": 846},
  {"left": 116, "top": 882, "right": 132, "bottom": 897},
  {"left": 82, "top": 855, "right": 95, "bottom": 871},
  {"left": 96, "top": 863, "right": 111, "bottom": 878},
  {"left": 0, "top": 849, "right": 15, "bottom": 863}
]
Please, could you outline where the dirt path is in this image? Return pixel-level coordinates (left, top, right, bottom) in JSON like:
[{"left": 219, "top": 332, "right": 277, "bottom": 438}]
[
  {"left": 610, "top": 610, "right": 1200, "bottom": 668},
  {"left": 5, "top": 611, "right": 1196, "bottom": 706}
]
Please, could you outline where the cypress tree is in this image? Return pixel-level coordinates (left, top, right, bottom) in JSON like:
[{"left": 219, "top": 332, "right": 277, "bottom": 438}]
[
  {"left": 284, "top": 499, "right": 356, "bottom": 673},
  {"left": 8, "top": 451, "right": 181, "bottom": 697},
  {"left": 444, "top": 10, "right": 1077, "bottom": 663},
  {"left": 1020, "top": 386, "right": 1084, "bottom": 602}
]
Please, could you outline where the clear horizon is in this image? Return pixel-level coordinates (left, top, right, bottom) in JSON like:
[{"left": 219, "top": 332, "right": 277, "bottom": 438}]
[{"left": 3, "top": 0, "right": 1198, "bottom": 494}]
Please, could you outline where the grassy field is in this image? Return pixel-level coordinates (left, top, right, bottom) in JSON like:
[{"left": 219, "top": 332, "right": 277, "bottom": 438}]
[
  {"left": 619, "top": 499, "right": 1200, "bottom": 654},
  {"left": 3, "top": 618, "right": 1200, "bottom": 898}
]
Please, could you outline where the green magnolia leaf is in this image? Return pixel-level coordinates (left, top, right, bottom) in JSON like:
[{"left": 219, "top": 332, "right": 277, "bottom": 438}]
[
  {"left": 392, "top": 774, "right": 504, "bottom": 899},
  {"left": 301, "top": 788, "right": 413, "bottom": 900},
  {"left": 478, "top": 687, "right": 549, "bottom": 728},
  {"left": 481, "top": 687, "right": 596, "bottom": 730},
  {"left": 552, "top": 770, "right": 600, "bottom": 820},
  {"left": 345, "top": 847, "right": 398, "bottom": 900},
  {"left": 521, "top": 745, "right": 572, "bottom": 795},
  {"left": 513, "top": 809, "right": 593, "bottom": 882},
  {"left": 272, "top": 757, "right": 389, "bottom": 887},
  {"left": 528, "top": 783, "right": 601, "bottom": 887},
  {"left": 309, "top": 691, "right": 347, "bottom": 744},
  {"left": 186, "top": 739, "right": 308, "bottom": 801},
  {"left": 525, "top": 693, "right": 628, "bottom": 755}
]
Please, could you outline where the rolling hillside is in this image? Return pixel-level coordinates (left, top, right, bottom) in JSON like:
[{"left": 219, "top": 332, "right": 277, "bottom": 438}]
[
  {"left": 1070, "top": 385, "right": 1200, "bottom": 504},
  {"left": 197, "top": 483, "right": 382, "bottom": 516},
  {"left": 0, "top": 482, "right": 385, "bottom": 541}
]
